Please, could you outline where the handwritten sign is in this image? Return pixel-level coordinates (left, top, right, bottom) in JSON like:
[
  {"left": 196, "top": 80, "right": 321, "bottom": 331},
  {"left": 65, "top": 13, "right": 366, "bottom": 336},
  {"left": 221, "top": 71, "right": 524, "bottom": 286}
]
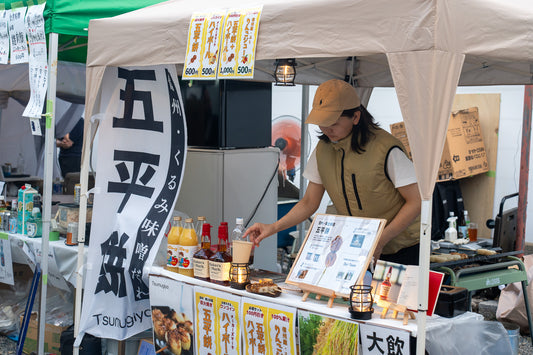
[
  {"left": 8, "top": 7, "right": 28, "bottom": 64},
  {"left": 0, "top": 10, "right": 9, "bottom": 64},
  {"left": 23, "top": 3, "right": 48, "bottom": 120}
]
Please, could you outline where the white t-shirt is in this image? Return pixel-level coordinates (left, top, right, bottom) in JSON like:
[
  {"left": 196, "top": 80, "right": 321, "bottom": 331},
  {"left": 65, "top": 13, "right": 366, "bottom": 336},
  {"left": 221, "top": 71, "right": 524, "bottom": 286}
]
[{"left": 303, "top": 146, "right": 417, "bottom": 188}]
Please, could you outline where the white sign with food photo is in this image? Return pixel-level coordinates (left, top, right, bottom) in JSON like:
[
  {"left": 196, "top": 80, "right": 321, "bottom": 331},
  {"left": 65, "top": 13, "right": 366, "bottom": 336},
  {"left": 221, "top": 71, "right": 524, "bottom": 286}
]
[{"left": 149, "top": 275, "right": 195, "bottom": 355}]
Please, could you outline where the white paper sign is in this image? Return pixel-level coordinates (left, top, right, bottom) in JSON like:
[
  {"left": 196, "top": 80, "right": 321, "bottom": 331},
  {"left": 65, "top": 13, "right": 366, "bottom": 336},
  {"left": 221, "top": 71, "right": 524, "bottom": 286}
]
[
  {"left": 0, "top": 10, "right": 9, "bottom": 64},
  {"left": 287, "top": 214, "right": 383, "bottom": 296},
  {"left": 8, "top": 7, "right": 28, "bottom": 64},
  {"left": 77, "top": 64, "right": 187, "bottom": 342},
  {"left": 23, "top": 61, "right": 48, "bottom": 119},
  {"left": 29, "top": 117, "right": 42, "bottom": 136},
  {"left": 0, "top": 233, "right": 14, "bottom": 285},
  {"left": 359, "top": 323, "right": 410, "bottom": 355},
  {"left": 149, "top": 276, "right": 195, "bottom": 354},
  {"left": 25, "top": 3, "right": 46, "bottom": 62},
  {"left": 23, "top": 4, "right": 48, "bottom": 120}
]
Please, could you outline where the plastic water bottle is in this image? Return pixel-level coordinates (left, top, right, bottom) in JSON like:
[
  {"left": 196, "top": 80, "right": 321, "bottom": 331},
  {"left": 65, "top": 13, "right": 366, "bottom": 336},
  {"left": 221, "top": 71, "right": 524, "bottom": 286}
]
[{"left": 230, "top": 217, "right": 245, "bottom": 255}]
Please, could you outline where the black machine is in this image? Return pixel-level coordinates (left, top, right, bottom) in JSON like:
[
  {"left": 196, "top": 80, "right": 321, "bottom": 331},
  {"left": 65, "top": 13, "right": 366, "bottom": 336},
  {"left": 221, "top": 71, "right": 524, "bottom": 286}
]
[{"left": 487, "top": 192, "right": 519, "bottom": 252}]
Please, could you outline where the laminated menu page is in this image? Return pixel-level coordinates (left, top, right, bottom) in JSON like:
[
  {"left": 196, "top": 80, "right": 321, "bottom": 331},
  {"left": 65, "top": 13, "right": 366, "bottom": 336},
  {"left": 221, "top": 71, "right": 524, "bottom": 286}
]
[{"left": 286, "top": 214, "right": 385, "bottom": 297}]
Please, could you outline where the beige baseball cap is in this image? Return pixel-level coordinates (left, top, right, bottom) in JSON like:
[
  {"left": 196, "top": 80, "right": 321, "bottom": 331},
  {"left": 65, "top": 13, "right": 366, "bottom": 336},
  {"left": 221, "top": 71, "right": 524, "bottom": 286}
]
[{"left": 305, "top": 79, "right": 361, "bottom": 127}]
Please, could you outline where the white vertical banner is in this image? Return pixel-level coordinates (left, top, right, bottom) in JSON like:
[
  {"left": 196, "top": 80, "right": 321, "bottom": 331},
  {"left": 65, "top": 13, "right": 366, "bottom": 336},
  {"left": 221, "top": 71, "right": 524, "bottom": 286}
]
[
  {"left": 77, "top": 64, "right": 187, "bottom": 342},
  {"left": 0, "top": 10, "right": 9, "bottom": 64},
  {"left": 23, "top": 3, "right": 48, "bottom": 120},
  {"left": 8, "top": 7, "right": 28, "bottom": 64}
]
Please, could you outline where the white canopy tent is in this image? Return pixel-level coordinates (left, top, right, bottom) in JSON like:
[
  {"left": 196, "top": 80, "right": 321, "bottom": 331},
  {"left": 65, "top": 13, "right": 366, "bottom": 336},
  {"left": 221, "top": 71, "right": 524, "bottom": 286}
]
[
  {"left": 81, "top": 0, "right": 533, "bottom": 353},
  {"left": 0, "top": 61, "right": 85, "bottom": 179}
]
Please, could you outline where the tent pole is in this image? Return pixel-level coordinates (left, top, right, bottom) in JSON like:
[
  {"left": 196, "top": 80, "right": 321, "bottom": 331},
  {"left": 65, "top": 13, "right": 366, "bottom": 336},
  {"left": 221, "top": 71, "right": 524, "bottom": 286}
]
[
  {"left": 38, "top": 31, "right": 58, "bottom": 355},
  {"left": 298, "top": 85, "right": 310, "bottom": 245},
  {"left": 517, "top": 85, "right": 532, "bottom": 254},
  {"left": 416, "top": 199, "right": 432, "bottom": 355}
]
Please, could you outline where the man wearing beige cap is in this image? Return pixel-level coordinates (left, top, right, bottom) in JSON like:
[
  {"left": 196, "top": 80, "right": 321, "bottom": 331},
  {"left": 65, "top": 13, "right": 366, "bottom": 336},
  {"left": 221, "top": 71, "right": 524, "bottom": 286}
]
[{"left": 244, "top": 79, "right": 421, "bottom": 265}]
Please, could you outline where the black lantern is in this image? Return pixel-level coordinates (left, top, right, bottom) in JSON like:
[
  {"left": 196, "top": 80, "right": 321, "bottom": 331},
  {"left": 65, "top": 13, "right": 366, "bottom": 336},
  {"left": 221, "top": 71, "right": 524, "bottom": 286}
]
[
  {"left": 230, "top": 263, "right": 250, "bottom": 289},
  {"left": 349, "top": 285, "right": 374, "bottom": 320},
  {"left": 274, "top": 59, "right": 296, "bottom": 86}
]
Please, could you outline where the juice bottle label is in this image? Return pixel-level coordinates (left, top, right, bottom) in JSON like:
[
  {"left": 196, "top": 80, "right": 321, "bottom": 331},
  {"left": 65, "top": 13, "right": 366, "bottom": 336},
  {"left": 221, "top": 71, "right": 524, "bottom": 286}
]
[
  {"left": 379, "top": 283, "right": 391, "bottom": 300},
  {"left": 193, "top": 258, "right": 210, "bottom": 278},
  {"left": 179, "top": 245, "right": 199, "bottom": 270},
  {"left": 167, "top": 243, "right": 180, "bottom": 269},
  {"left": 209, "top": 261, "right": 231, "bottom": 281}
]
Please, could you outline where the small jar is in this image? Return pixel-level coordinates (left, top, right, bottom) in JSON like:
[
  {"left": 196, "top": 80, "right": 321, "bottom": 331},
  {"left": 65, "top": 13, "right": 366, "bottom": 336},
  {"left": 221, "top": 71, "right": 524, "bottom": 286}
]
[{"left": 66, "top": 222, "right": 79, "bottom": 245}]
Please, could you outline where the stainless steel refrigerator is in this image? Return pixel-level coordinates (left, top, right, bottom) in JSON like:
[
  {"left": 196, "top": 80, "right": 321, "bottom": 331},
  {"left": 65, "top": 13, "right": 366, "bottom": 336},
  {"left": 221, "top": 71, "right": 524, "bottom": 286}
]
[{"left": 175, "top": 147, "right": 279, "bottom": 271}]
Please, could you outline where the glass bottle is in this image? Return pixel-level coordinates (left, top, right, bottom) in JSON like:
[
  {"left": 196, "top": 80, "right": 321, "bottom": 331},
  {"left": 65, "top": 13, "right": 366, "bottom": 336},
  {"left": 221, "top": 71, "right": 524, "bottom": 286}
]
[
  {"left": 457, "top": 210, "right": 465, "bottom": 238},
  {"left": 193, "top": 223, "right": 214, "bottom": 281},
  {"left": 166, "top": 216, "right": 182, "bottom": 272},
  {"left": 379, "top": 266, "right": 393, "bottom": 300},
  {"left": 178, "top": 218, "right": 199, "bottom": 277},
  {"left": 209, "top": 222, "right": 232, "bottom": 286},
  {"left": 195, "top": 216, "right": 207, "bottom": 244}
]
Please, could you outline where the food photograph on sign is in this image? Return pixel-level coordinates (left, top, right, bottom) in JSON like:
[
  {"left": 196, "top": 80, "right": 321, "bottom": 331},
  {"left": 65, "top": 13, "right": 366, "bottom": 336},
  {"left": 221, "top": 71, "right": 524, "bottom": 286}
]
[
  {"left": 150, "top": 278, "right": 195, "bottom": 355},
  {"left": 151, "top": 305, "right": 194, "bottom": 355},
  {"left": 298, "top": 310, "right": 359, "bottom": 355}
]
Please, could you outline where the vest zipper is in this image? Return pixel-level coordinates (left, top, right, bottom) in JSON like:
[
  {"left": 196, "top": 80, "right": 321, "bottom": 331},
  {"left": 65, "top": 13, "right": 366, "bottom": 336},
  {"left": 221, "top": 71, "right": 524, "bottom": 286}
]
[
  {"left": 351, "top": 174, "right": 363, "bottom": 210},
  {"left": 340, "top": 149, "right": 352, "bottom": 216}
]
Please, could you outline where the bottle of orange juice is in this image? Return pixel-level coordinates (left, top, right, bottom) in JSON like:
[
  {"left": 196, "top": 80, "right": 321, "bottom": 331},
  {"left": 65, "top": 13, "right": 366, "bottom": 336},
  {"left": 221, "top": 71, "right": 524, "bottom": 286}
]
[
  {"left": 179, "top": 218, "right": 199, "bottom": 277},
  {"left": 166, "top": 216, "right": 182, "bottom": 272}
]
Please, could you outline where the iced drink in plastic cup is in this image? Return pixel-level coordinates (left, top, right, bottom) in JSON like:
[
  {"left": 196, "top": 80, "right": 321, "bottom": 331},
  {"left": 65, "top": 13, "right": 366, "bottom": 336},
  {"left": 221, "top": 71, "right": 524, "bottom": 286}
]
[
  {"left": 232, "top": 240, "right": 253, "bottom": 263},
  {"left": 468, "top": 222, "right": 478, "bottom": 242}
]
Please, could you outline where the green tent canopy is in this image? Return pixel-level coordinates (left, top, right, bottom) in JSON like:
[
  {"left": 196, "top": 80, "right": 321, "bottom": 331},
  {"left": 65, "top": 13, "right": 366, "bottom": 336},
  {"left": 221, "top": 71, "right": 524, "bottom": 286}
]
[{"left": 1, "top": 0, "right": 165, "bottom": 63}]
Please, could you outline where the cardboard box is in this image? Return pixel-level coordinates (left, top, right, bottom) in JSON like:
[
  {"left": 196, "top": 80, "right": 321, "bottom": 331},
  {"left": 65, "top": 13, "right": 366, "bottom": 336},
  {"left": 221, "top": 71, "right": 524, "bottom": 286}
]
[
  {"left": 390, "top": 107, "right": 489, "bottom": 181},
  {"left": 20, "top": 313, "right": 69, "bottom": 354}
]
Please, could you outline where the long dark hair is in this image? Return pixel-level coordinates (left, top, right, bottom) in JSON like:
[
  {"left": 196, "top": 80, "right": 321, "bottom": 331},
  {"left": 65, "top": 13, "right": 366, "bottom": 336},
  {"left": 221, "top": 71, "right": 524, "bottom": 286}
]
[{"left": 318, "top": 105, "right": 380, "bottom": 153}]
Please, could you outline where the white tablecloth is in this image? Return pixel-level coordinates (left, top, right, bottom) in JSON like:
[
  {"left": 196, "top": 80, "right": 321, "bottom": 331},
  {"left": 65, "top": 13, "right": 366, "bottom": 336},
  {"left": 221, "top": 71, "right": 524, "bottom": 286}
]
[
  {"left": 8, "top": 232, "right": 86, "bottom": 289},
  {"left": 150, "top": 266, "right": 513, "bottom": 354}
]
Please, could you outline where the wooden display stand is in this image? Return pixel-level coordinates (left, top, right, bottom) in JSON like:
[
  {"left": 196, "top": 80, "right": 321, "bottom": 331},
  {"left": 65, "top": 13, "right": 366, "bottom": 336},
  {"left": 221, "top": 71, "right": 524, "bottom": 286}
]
[{"left": 377, "top": 299, "right": 416, "bottom": 325}]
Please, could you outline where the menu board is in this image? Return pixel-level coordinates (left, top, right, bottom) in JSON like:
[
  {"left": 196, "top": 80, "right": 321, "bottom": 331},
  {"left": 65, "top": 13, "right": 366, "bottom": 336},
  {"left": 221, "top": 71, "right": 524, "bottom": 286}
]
[{"left": 286, "top": 214, "right": 385, "bottom": 297}]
